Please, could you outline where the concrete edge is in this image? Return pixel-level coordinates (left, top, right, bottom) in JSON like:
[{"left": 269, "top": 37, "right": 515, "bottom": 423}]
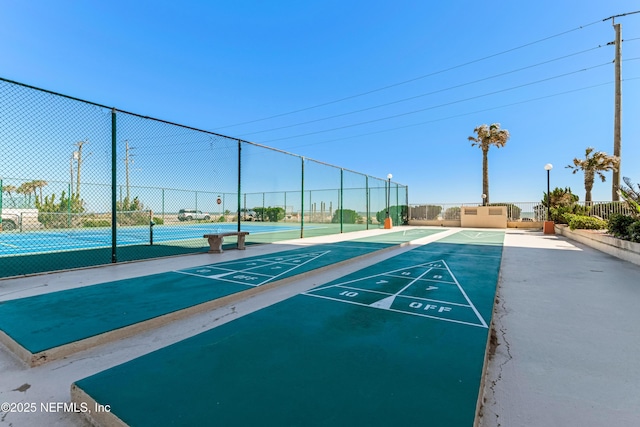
[
  {"left": 473, "top": 241, "right": 505, "bottom": 427},
  {"left": 474, "top": 303, "right": 497, "bottom": 427},
  {"left": 71, "top": 383, "right": 127, "bottom": 427},
  {"left": 4, "top": 239, "right": 419, "bottom": 368},
  {"left": 554, "top": 224, "right": 640, "bottom": 266}
]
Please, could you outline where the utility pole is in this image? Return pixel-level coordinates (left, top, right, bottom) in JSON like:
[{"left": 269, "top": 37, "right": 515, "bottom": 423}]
[
  {"left": 604, "top": 10, "right": 640, "bottom": 200},
  {"left": 70, "top": 152, "right": 76, "bottom": 195},
  {"left": 123, "top": 140, "right": 135, "bottom": 202},
  {"left": 74, "top": 140, "right": 88, "bottom": 197},
  {"left": 612, "top": 20, "right": 622, "bottom": 201}
]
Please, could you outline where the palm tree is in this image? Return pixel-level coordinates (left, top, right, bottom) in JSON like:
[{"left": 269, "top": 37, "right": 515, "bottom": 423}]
[
  {"left": 566, "top": 147, "right": 619, "bottom": 204},
  {"left": 16, "top": 181, "right": 37, "bottom": 206},
  {"left": 31, "top": 180, "right": 48, "bottom": 203},
  {"left": 468, "top": 123, "right": 510, "bottom": 204},
  {"left": 2, "top": 184, "right": 17, "bottom": 208}
]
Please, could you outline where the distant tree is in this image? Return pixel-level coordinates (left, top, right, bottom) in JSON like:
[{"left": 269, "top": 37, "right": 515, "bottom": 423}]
[
  {"left": 537, "top": 187, "right": 583, "bottom": 223},
  {"left": 16, "top": 181, "right": 37, "bottom": 205},
  {"left": 31, "top": 180, "right": 48, "bottom": 203},
  {"left": 253, "top": 207, "right": 285, "bottom": 222},
  {"left": 332, "top": 209, "right": 359, "bottom": 224},
  {"left": 375, "top": 205, "right": 408, "bottom": 226},
  {"left": 2, "top": 184, "right": 17, "bottom": 207},
  {"left": 566, "top": 147, "right": 619, "bottom": 203},
  {"left": 468, "top": 123, "right": 510, "bottom": 205}
]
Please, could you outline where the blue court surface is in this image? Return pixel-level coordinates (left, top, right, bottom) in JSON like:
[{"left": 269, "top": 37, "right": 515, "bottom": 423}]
[
  {"left": 0, "top": 223, "right": 303, "bottom": 256},
  {"left": 72, "top": 230, "right": 505, "bottom": 427}
]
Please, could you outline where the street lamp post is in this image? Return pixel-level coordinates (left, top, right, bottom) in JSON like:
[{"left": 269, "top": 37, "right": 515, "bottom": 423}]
[
  {"left": 481, "top": 193, "right": 487, "bottom": 206},
  {"left": 544, "top": 163, "right": 554, "bottom": 234},
  {"left": 385, "top": 173, "right": 393, "bottom": 229}
]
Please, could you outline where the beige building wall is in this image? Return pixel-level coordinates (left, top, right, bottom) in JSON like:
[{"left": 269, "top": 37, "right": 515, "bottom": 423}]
[{"left": 460, "top": 206, "right": 507, "bottom": 228}]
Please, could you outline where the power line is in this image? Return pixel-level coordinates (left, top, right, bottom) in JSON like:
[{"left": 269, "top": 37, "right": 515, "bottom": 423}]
[
  {"left": 134, "top": 77, "right": 640, "bottom": 158},
  {"left": 278, "top": 80, "right": 639, "bottom": 151},
  {"left": 261, "top": 61, "right": 613, "bottom": 143},
  {"left": 238, "top": 44, "right": 608, "bottom": 138},
  {"left": 211, "top": 18, "right": 604, "bottom": 131}
]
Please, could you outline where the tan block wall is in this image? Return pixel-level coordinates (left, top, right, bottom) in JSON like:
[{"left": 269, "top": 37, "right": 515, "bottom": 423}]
[{"left": 460, "top": 206, "right": 507, "bottom": 228}]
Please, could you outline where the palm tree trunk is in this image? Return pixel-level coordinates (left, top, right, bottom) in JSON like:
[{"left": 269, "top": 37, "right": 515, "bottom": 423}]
[
  {"left": 585, "top": 171, "right": 594, "bottom": 204},
  {"left": 482, "top": 148, "right": 489, "bottom": 204}
]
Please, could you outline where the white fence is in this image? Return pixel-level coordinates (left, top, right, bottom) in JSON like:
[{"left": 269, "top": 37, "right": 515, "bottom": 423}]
[{"left": 409, "top": 201, "right": 633, "bottom": 222}]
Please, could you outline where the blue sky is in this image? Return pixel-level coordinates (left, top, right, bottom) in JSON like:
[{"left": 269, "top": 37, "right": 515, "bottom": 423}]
[{"left": 1, "top": 0, "right": 639, "bottom": 204}]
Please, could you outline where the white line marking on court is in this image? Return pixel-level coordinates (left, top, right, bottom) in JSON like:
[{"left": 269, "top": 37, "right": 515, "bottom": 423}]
[
  {"left": 173, "top": 250, "right": 331, "bottom": 287},
  {"left": 0, "top": 242, "right": 20, "bottom": 248},
  {"left": 305, "top": 258, "right": 488, "bottom": 328},
  {"left": 442, "top": 262, "right": 488, "bottom": 328},
  {"left": 305, "top": 293, "right": 487, "bottom": 328},
  {"left": 309, "top": 261, "right": 446, "bottom": 293},
  {"left": 369, "top": 268, "right": 433, "bottom": 309},
  {"left": 255, "top": 251, "right": 330, "bottom": 285}
]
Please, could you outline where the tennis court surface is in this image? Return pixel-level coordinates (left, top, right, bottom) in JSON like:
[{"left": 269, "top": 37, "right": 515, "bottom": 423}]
[
  {"left": 0, "top": 229, "right": 444, "bottom": 366},
  {"left": 71, "top": 230, "right": 504, "bottom": 426}
]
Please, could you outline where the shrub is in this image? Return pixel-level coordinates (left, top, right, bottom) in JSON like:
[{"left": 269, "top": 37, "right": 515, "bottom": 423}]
[
  {"left": 375, "top": 205, "right": 408, "bottom": 226},
  {"left": 628, "top": 221, "right": 640, "bottom": 243},
  {"left": 152, "top": 217, "right": 164, "bottom": 225},
  {"left": 565, "top": 214, "right": 607, "bottom": 231},
  {"left": 607, "top": 214, "right": 636, "bottom": 240},
  {"left": 332, "top": 209, "right": 359, "bottom": 224},
  {"left": 82, "top": 219, "right": 111, "bottom": 228},
  {"left": 254, "top": 207, "right": 285, "bottom": 222}
]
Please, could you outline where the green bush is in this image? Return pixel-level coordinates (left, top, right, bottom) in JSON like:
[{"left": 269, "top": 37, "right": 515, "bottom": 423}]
[
  {"left": 607, "top": 214, "right": 636, "bottom": 240},
  {"left": 628, "top": 221, "right": 640, "bottom": 243},
  {"left": 565, "top": 214, "right": 607, "bottom": 231},
  {"left": 549, "top": 204, "right": 588, "bottom": 224},
  {"left": 82, "top": 219, "right": 111, "bottom": 228},
  {"left": 375, "top": 205, "right": 408, "bottom": 226},
  {"left": 540, "top": 187, "right": 585, "bottom": 222},
  {"left": 254, "top": 207, "right": 285, "bottom": 222},
  {"left": 332, "top": 209, "right": 359, "bottom": 224},
  {"left": 36, "top": 191, "right": 85, "bottom": 228},
  {"left": 152, "top": 217, "right": 164, "bottom": 225}
]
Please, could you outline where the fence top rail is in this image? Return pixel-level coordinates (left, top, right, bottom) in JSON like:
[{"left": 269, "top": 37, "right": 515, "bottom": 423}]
[{"left": 1, "top": 76, "right": 406, "bottom": 188}]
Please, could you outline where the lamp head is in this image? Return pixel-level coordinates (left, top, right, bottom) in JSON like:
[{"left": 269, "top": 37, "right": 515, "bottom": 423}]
[
  {"left": 387, "top": 173, "right": 393, "bottom": 180},
  {"left": 544, "top": 163, "right": 553, "bottom": 171}
]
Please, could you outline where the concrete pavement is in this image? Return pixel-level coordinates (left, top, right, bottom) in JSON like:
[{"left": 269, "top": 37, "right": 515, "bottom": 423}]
[
  {"left": 480, "top": 229, "right": 640, "bottom": 427},
  {"left": 1, "top": 227, "right": 638, "bottom": 426}
]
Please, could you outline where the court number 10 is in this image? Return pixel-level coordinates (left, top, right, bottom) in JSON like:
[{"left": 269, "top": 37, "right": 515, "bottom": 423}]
[{"left": 340, "top": 291, "right": 359, "bottom": 298}]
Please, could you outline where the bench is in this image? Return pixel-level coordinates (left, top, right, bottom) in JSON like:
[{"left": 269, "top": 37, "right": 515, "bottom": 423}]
[{"left": 203, "top": 232, "right": 250, "bottom": 253}]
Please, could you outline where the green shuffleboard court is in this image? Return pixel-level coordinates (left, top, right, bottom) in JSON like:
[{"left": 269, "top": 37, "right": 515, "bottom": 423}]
[
  {"left": 0, "top": 228, "right": 443, "bottom": 366},
  {"left": 73, "top": 230, "right": 504, "bottom": 427}
]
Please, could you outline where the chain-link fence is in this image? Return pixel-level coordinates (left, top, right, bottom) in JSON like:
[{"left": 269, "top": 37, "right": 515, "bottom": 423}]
[{"left": 0, "top": 77, "right": 408, "bottom": 278}]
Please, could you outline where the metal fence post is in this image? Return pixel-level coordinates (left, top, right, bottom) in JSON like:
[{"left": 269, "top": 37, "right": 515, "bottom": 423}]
[
  {"left": 237, "top": 140, "right": 241, "bottom": 233},
  {"left": 111, "top": 108, "right": 117, "bottom": 263},
  {"left": 340, "top": 168, "right": 344, "bottom": 233},
  {"left": 301, "top": 157, "right": 304, "bottom": 238},
  {"left": 366, "top": 175, "right": 369, "bottom": 230}
]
